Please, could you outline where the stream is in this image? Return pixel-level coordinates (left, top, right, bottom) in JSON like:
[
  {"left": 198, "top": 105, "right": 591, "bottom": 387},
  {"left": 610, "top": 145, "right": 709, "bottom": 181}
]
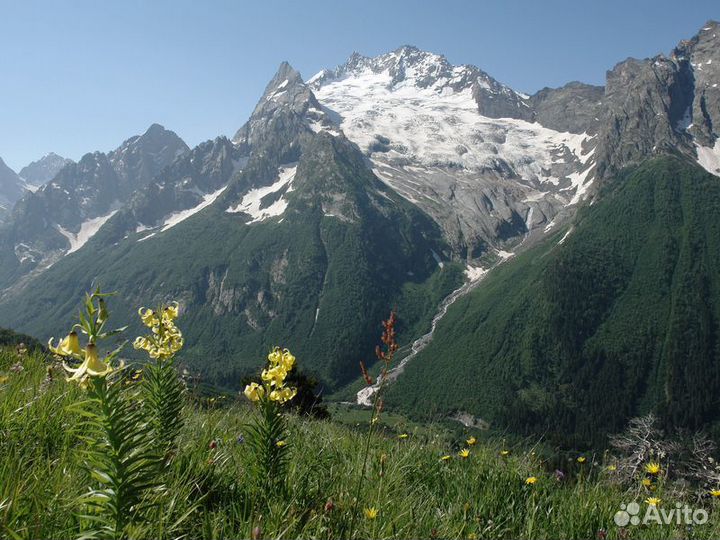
[{"left": 356, "top": 260, "right": 499, "bottom": 406}]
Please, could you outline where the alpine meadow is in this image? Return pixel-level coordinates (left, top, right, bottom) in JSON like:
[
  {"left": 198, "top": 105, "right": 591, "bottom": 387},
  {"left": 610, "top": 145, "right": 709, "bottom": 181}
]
[{"left": 1, "top": 4, "right": 720, "bottom": 539}]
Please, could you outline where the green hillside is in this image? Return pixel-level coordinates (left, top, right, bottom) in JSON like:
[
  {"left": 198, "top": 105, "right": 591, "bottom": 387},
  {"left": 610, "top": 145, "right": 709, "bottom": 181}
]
[
  {"left": 387, "top": 156, "right": 720, "bottom": 447},
  {"left": 0, "top": 134, "right": 460, "bottom": 389}
]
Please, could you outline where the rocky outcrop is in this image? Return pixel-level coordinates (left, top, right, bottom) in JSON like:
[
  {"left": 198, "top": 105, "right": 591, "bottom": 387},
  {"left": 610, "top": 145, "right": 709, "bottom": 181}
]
[{"left": 528, "top": 82, "right": 605, "bottom": 134}]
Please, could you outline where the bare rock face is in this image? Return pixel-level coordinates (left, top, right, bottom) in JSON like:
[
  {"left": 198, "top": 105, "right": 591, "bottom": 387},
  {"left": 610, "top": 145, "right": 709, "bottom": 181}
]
[
  {"left": 593, "top": 20, "right": 719, "bottom": 179},
  {"left": 677, "top": 21, "right": 720, "bottom": 147},
  {"left": 595, "top": 56, "right": 686, "bottom": 178},
  {"left": 232, "top": 62, "right": 320, "bottom": 168},
  {"left": 124, "top": 136, "right": 241, "bottom": 231},
  {"left": 528, "top": 82, "right": 605, "bottom": 135}
]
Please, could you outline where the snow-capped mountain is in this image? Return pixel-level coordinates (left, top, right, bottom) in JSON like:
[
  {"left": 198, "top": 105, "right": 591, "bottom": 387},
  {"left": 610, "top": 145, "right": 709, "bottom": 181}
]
[
  {"left": 19, "top": 153, "right": 74, "bottom": 190},
  {"left": 309, "top": 46, "right": 597, "bottom": 255}
]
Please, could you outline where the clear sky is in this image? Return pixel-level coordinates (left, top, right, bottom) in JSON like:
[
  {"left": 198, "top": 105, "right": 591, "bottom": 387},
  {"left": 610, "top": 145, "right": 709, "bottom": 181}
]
[{"left": 0, "top": 0, "right": 717, "bottom": 171}]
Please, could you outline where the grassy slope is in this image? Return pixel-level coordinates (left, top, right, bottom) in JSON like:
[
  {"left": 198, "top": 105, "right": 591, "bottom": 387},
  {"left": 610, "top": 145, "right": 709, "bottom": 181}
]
[
  {"left": 3, "top": 348, "right": 720, "bottom": 540},
  {"left": 387, "top": 156, "right": 720, "bottom": 447}
]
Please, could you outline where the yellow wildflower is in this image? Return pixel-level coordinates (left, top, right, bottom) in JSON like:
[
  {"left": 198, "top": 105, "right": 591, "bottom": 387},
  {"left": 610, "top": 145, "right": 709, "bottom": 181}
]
[
  {"left": 466, "top": 436, "right": 477, "bottom": 446},
  {"left": 642, "top": 478, "right": 652, "bottom": 487},
  {"left": 500, "top": 450, "right": 510, "bottom": 457},
  {"left": 138, "top": 307, "right": 159, "bottom": 328},
  {"left": 577, "top": 456, "right": 586, "bottom": 464},
  {"left": 63, "top": 344, "right": 114, "bottom": 384},
  {"left": 48, "top": 331, "right": 82, "bottom": 358},
  {"left": 262, "top": 365, "right": 288, "bottom": 387},
  {"left": 459, "top": 448, "right": 470, "bottom": 459},
  {"left": 269, "top": 386, "right": 297, "bottom": 403},
  {"left": 710, "top": 489, "right": 720, "bottom": 498},
  {"left": 268, "top": 347, "right": 282, "bottom": 365},
  {"left": 245, "top": 347, "right": 298, "bottom": 405},
  {"left": 134, "top": 303, "right": 183, "bottom": 360},
  {"left": 440, "top": 455, "right": 452, "bottom": 462},
  {"left": 280, "top": 386, "right": 296, "bottom": 402},
  {"left": 243, "top": 382, "right": 265, "bottom": 402},
  {"left": 645, "top": 497, "right": 661, "bottom": 506},
  {"left": 364, "top": 507, "right": 378, "bottom": 520},
  {"left": 645, "top": 462, "right": 661, "bottom": 475},
  {"left": 525, "top": 476, "right": 538, "bottom": 485},
  {"left": 163, "top": 301, "right": 179, "bottom": 320},
  {"left": 280, "top": 349, "right": 295, "bottom": 371},
  {"left": 0, "top": 375, "right": 8, "bottom": 384},
  {"left": 276, "top": 440, "right": 287, "bottom": 448},
  {"left": 607, "top": 464, "right": 617, "bottom": 471},
  {"left": 398, "top": 433, "right": 409, "bottom": 439}
]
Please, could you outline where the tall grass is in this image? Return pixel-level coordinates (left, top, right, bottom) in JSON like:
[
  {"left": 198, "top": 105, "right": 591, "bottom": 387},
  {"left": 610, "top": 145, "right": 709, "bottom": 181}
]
[{"left": 3, "top": 348, "right": 720, "bottom": 539}]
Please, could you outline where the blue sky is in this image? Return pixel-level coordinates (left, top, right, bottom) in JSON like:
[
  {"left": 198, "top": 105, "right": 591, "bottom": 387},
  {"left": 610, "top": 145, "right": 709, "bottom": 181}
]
[{"left": 0, "top": 0, "right": 717, "bottom": 171}]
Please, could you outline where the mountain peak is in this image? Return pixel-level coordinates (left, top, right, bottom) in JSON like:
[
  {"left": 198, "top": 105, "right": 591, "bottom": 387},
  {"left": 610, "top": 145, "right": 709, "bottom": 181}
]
[
  {"left": 262, "top": 61, "right": 304, "bottom": 96},
  {"left": 113, "top": 125, "right": 188, "bottom": 163},
  {"left": 19, "top": 152, "right": 73, "bottom": 187},
  {"left": 233, "top": 60, "right": 321, "bottom": 151},
  {"left": 143, "top": 123, "right": 170, "bottom": 136}
]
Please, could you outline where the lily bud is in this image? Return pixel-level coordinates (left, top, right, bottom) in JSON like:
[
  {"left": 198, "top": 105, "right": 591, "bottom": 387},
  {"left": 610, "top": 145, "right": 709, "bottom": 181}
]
[{"left": 98, "top": 299, "right": 109, "bottom": 324}]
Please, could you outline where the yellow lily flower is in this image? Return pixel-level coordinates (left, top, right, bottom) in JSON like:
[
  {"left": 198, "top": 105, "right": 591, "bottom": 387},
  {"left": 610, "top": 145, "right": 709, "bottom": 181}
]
[
  {"left": 243, "top": 382, "right": 265, "bottom": 402},
  {"left": 64, "top": 344, "right": 113, "bottom": 384},
  {"left": 163, "top": 301, "right": 179, "bottom": 320},
  {"left": 280, "top": 349, "right": 295, "bottom": 371},
  {"left": 138, "top": 307, "right": 158, "bottom": 328},
  {"left": 268, "top": 386, "right": 297, "bottom": 403},
  {"left": 48, "top": 331, "right": 82, "bottom": 358},
  {"left": 261, "top": 366, "right": 288, "bottom": 387},
  {"left": 280, "top": 386, "right": 297, "bottom": 402},
  {"left": 268, "top": 347, "right": 283, "bottom": 366}
]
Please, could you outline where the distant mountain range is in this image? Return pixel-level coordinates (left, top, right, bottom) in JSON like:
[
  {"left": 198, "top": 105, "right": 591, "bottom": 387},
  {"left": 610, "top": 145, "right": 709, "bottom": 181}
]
[{"left": 0, "top": 19, "right": 718, "bottom": 445}]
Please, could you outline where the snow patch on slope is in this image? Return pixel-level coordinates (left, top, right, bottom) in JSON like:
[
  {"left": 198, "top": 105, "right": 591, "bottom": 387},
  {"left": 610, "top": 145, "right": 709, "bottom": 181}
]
[
  {"left": 160, "top": 186, "right": 227, "bottom": 232},
  {"left": 696, "top": 140, "right": 720, "bottom": 176},
  {"left": 313, "top": 66, "right": 593, "bottom": 196},
  {"left": 56, "top": 210, "right": 119, "bottom": 254},
  {"left": 227, "top": 164, "right": 297, "bottom": 223}
]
